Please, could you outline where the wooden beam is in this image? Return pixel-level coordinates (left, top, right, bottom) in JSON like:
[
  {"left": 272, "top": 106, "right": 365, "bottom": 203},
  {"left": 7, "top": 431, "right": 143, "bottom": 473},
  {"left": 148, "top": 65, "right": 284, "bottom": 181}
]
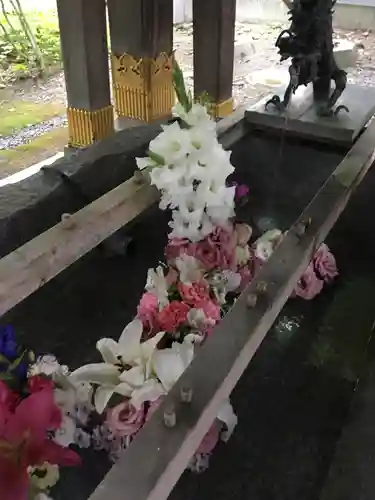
[{"left": 0, "top": 177, "right": 158, "bottom": 318}]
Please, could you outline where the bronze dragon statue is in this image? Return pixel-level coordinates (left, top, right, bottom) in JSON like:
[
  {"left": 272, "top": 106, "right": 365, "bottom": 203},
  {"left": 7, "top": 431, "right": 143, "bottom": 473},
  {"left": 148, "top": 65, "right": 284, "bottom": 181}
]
[{"left": 266, "top": 0, "right": 349, "bottom": 117}]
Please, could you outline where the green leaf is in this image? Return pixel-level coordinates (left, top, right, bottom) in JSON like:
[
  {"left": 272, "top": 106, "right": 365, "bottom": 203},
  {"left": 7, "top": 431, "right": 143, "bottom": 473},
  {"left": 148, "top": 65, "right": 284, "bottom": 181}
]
[
  {"left": 0, "top": 353, "right": 10, "bottom": 365},
  {"left": 172, "top": 59, "right": 192, "bottom": 113},
  {"left": 147, "top": 150, "right": 165, "bottom": 166}
]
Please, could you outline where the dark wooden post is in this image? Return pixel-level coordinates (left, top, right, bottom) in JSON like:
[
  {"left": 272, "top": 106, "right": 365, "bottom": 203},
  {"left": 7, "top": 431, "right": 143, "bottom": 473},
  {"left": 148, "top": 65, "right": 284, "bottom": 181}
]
[
  {"left": 193, "top": 0, "right": 236, "bottom": 118},
  {"left": 107, "top": 0, "right": 174, "bottom": 123},
  {"left": 56, "top": 0, "right": 114, "bottom": 148}
]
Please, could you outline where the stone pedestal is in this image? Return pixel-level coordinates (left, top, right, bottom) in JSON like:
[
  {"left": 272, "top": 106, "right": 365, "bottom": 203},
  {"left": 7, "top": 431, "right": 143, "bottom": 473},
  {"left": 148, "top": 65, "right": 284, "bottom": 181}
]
[{"left": 245, "top": 84, "right": 375, "bottom": 147}]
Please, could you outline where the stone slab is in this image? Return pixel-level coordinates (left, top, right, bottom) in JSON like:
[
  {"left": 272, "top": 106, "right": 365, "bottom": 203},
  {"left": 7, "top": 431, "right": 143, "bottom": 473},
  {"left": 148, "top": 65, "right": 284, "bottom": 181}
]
[{"left": 245, "top": 84, "right": 375, "bottom": 147}]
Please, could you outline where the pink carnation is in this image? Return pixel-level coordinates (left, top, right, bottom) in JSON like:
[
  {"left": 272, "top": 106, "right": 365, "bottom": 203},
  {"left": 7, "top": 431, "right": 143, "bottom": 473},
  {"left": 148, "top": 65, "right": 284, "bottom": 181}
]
[
  {"left": 165, "top": 238, "right": 196, "bottom": 263},
  {"left": 293, "top": 263, "right": 324, "bottom": 300},
  {"left": 313, "top": 244, "right": 338, "bottom": 282},
  {"left": 178, "top": 280, "right": 210, "bottom": 306},
  {"left": 137, "top": 292, "right": 159, "bottom": 331},
  {"left": 197, "top": 421, "right": 220, "bottom": 455},
  {"left": 157, "top": 301, "right": 190, "bottom": 333},
  {"left": 106, "top": 400, "right": 145, "bottom": 438}
]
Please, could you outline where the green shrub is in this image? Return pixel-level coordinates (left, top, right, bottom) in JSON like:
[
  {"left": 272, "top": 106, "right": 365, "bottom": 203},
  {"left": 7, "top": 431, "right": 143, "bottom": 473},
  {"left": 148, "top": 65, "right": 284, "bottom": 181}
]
[{"left": 0, "top": 9, "right": 61, "bottom": 82}]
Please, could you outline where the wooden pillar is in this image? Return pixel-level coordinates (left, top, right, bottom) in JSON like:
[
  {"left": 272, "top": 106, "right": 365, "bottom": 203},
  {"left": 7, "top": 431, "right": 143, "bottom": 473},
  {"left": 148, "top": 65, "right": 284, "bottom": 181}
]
[
  {"left": 107, "top": 0, "right": 174, "bottom": 123},
  {"left": 56, "top": 0, "right": 114, "bottom": 148},
  {"left": 193, "top": 0, "right": 236, "bottom": 118}
]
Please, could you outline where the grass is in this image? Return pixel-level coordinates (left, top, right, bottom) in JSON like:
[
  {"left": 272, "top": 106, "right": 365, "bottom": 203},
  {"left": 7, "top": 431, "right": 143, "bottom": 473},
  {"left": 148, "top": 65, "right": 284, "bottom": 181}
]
[
  {"left": 0, "top": 126, "right": 67, "bottom": 178},
  {"left": 0, "top": 100, "right": 65, "bottom": 136}
]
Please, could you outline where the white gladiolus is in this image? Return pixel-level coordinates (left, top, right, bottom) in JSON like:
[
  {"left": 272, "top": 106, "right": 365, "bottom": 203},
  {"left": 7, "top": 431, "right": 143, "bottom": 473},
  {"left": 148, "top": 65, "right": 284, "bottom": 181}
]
[{"left": 136, "top": 102, "right": 235, "bottom": 242}]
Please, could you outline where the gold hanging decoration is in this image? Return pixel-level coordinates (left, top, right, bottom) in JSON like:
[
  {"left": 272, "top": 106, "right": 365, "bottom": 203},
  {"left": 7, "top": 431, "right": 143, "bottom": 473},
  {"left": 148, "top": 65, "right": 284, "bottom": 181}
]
[{"left": 111, "top": 52, "right": 175, "bottom": 122}]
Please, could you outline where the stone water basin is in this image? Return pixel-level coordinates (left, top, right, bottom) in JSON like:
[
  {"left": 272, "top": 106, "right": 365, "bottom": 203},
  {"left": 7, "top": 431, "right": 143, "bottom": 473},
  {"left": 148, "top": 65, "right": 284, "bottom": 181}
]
[{"left": 2, "top": 124, "right": 374, "bottom": 500}]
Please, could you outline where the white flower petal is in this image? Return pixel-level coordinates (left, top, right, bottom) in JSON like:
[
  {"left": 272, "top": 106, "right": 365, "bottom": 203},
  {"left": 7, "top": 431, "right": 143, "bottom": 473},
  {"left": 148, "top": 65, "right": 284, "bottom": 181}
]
[
  {"left": 94, "top": 385, "right": 116, "bottom": 414},
  {"left": 153, "top": 341, "right": 194, "bottom": 392},
  {"left": 96, "top": 338, "right": 120, "bottom": 364},
  {"left": 114, "top": 381, "right": 134, "bottom": 397},
  {"left": 140, "top": 331, "right": 165, "bottom": 361},
  {"left": 118, "top": 319, "right": 143, "bottom": 361},
  {"left": 130, "top": 379, "right": 165, "bottom": 409},
  {"left": 70, "top": 363, "right": 120, "bottom": 386},
  {"left": 53, "top": 415, "right": 76, "bottom": 447},
  {"left": 217, "top": 400, "right": 238, "bottom": 442},
  {"left": 119, "top": 365, "right": 145, "bottom": 387}
]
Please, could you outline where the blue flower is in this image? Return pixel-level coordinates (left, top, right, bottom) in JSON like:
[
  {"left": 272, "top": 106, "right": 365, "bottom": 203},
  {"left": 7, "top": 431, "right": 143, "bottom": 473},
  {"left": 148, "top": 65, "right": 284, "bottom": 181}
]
[
  {"left": 0, "top": 325, "right": 17, "bottom": 359},
  {"left": 0, "top": 325, "right": 27, "bottom": 379}
]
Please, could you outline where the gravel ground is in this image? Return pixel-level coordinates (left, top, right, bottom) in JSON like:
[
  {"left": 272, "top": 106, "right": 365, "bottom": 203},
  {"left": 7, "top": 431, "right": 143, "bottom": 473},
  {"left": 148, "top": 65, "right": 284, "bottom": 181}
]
[{"left": 1, "top": 21, "right": 375, "bottom": 150}]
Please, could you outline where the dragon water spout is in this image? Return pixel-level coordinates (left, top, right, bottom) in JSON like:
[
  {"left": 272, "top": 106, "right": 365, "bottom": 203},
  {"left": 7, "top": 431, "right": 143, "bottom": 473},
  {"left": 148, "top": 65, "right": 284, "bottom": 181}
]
[{"left": 266, "top": 0, "right": 349, "bottom": 117}]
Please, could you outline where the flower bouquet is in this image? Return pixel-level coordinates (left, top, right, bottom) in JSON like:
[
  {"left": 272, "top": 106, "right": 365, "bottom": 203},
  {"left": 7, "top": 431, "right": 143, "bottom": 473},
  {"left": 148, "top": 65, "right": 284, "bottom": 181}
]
[{"left": 0, "top": 62, "right": 339, "bottom": 499}]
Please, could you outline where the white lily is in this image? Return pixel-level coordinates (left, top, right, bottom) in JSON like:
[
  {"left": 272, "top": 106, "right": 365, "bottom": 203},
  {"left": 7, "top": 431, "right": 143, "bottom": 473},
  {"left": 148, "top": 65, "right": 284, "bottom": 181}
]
[
  {"left": 152, "top": 337, "right": 196, "bottom": 392},
  {"left": 70, "top": 319, "right": 165, "bottom": 413}
]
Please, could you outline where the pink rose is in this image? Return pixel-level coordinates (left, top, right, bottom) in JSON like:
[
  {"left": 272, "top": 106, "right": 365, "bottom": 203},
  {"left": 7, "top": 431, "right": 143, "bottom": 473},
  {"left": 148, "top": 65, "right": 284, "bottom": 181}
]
[
  {"left": 106, "top": 400, "right": 145, "bottom": 438},
  {"left": 178, "top": 280, "right": 210, "bottom": 306},
  {"left": 157, "top": 301, "right": 190, "bottom": 333},
  {"left": 192, "top": 227, "right": 236, "bottom": 271},
  {"left": 313, "top": 244, "right": 338, "bottom": 282},
  {"left": 292, "top": 263, "right": 324, "bottom": 300},
  {"left": 195, "top": 299, "right": 221, "bottom": 324},
  {"left": 197, "top": 421, "right": 220, "bottom": 454},
  {"left": 137, "top": 292, "right": 159, "bottom": 331},
  {"left": 193, "top": 239, "right": 222, "bottom": 270}
]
